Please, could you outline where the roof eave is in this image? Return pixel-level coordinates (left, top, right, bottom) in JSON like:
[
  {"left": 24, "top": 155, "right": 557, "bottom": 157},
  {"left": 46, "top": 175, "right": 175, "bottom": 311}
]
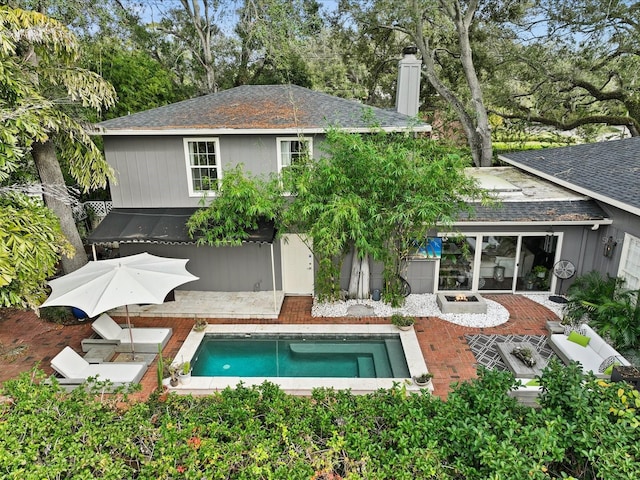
[
  {"left": 448, "top": 219, "right": 613, "bottom": 227},
  {"left": 92, "top": 125, "right": 433, "bottom": 136}
]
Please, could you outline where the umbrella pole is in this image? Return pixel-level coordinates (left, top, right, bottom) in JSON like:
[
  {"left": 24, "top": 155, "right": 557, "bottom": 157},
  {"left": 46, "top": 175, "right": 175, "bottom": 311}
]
[{"left": 125, "top": 304, "right": 135, "bottom": 357}]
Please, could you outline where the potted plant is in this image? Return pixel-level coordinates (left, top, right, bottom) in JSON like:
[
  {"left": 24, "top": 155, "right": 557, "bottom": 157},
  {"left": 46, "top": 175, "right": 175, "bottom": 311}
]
[
  {"left": 524, "top": 273, "right": 536, "bottom": 290},
  {"left": 178, "top": 360, "right": 192, "bottom": 385},
  {"left": 391, "top": 313, "right": 415, "bottom": 331},
  {"left": 511, "top": 346, "right": 536, "bottom": 367},
  {"left": 194, "top": 318, "right": 208, "bottom": 332},
  {"left": 413, "top": 372, "right": 433, "bottom": 387},
  {"left": 533, "top": 265, "right": 547, "bottom": 279},
  {"left": 167, "top": 364, "right": 179, "bottom": 387}
]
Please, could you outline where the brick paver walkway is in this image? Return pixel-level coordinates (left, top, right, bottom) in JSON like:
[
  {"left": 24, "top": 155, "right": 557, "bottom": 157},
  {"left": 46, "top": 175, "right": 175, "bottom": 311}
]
[{"left": 0, "top": 294, "right": 559, "bottom": 401}]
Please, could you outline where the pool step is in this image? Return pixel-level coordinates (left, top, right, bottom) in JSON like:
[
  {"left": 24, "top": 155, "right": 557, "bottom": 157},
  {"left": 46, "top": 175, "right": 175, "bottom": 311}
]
[
  {"left": 385, "top": 339, "right": 411, "bottom": 378},
  {"left": 289, "top": 343, "right": 397, "bottom": 378},
  {"left": 357, "top": 356, "right": 376, "bottom": 377}
]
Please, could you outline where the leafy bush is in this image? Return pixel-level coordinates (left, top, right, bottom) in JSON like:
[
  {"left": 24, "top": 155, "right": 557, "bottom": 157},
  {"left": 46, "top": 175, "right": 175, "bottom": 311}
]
[
  {"left": 565, "top": 271, "right": 640, "bottom": 349},
  {"left": 587, "top": 288, "right": 640, "bottom": 350},
  {"left": 564, "top": 270, "right": 620, "bottom": 325},
  {"left": 1, "top": 367, "right": 639, "bottom": 478},
  {"left": 390, "top": 313, "right": 415, "bottom": 327}
]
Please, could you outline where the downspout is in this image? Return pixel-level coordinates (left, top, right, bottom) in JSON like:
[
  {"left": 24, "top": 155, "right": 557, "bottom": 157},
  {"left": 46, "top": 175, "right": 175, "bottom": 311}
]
[
  {"left": 271, "top": 243, "right": 277, "bottom": 313},
  {"left": 576, "top": 227, "right": 589, "bottom": 275}
]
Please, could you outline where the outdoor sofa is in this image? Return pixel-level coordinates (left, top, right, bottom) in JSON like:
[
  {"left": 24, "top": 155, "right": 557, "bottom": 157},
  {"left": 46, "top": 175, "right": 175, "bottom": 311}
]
[
  {"left": 547, "top": 324, "right": 630, "bottom": 378},
  {"left": 50, "top": 346, "right": 147, "bottom": 390},
  {"left": 82, "top": 313, "right": 173, "bottom": 353}
]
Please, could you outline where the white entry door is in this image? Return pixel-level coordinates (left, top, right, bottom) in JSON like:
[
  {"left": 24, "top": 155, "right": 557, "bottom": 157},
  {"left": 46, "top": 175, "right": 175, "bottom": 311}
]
[{"left": 281, "top": 234, "right": 314, "bottom": 295}]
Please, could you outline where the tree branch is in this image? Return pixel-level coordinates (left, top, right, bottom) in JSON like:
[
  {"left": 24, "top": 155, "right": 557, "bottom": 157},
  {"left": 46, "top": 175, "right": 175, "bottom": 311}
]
[{"left": 496, "top": 110, "right": 640, "bottom": 136}]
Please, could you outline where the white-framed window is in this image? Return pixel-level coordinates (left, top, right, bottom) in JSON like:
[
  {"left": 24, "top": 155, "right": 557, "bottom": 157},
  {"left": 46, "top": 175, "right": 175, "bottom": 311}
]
[
  {"left": 183, "top": 138, "right": 221, "bottom": 196},
  {"left": 618, "top": 233, "right": 640, "bottom": 290},
  {"left": 276, "top": 137, "right": 312, "bottom": 173}
]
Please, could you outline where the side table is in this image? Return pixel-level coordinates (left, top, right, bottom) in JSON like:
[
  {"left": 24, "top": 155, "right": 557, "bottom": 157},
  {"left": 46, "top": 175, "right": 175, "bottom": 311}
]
[{"left": 545, "top": 320, "right": 564, "bottom": 335}]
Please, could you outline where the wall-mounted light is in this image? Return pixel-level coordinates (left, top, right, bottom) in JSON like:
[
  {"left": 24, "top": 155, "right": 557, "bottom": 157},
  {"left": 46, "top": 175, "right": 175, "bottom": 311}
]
[{"left": 604, "top": 236, "right": 617, "bottom": 257}]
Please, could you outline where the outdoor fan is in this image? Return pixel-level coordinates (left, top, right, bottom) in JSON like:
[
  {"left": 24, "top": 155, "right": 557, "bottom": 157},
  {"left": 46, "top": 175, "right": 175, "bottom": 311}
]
[{"left": 549, "top": 260, "right": 576, "bottom": 303}]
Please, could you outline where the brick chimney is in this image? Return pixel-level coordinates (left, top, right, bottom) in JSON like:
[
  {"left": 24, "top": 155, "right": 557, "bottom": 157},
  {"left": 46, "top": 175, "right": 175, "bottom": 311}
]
[{"left": 395, "top": 46, "right": 422, "bottom": 116}]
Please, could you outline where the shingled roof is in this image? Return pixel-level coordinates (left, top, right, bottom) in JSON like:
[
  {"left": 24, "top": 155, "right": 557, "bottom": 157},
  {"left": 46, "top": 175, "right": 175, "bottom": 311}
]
[
  {"left": 499, "top": 137, "right": 640, "bottom": 216},
  {"left": 96, "top": 84, "right": 430, "bottom": 135},
  {"left": 456, "top": 200, "right": 609, "bottom": 225}
]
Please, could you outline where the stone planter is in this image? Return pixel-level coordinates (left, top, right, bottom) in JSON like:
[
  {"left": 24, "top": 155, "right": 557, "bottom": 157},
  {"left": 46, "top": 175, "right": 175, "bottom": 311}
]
[
  {"left": 413, "top": 375, "right": 433, "bottom": 387},
  {"left": 179, "top": 370, "right": 192, "bottom": 385}
]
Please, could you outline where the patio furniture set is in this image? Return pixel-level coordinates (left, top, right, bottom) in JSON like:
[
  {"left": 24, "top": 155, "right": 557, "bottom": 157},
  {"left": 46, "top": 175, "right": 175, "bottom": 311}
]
[
  {"left": 40, "top": 252, "right": 196, "bottom": 391},
  {"left": 506, "top": 323, "right": 630, "bottom": 406},
  {"left": 50, "top": 314, "right": 173, "bottom": 390}
]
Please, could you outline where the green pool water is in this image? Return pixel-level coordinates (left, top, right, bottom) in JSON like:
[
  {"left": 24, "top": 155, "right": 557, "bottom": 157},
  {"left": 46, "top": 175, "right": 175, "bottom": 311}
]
[{"left": 191, "top": 335, "right": 410, "bottom": 378}]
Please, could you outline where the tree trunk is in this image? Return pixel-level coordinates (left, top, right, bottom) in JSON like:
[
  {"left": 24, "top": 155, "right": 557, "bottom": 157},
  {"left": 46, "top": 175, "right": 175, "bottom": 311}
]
[
  {"left": 451, "top": 0, "right": 493, "bottom": 167},
  {"left": 180, "top": 0, "right": 217, "bottom": 93},
  {"left": 413, "top": 0, "right": 493, "bottom": 167},
  {"left": 348, "top": 248, "right": 370, "bottom": 299},
  {"left": 32, "top": 140, "right": 88, "bottom": 273}
]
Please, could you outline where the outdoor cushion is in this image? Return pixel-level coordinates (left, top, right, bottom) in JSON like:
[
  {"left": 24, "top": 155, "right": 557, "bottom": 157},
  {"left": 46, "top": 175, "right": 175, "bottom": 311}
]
[
  {"left": 599, "top": 355, "right": 622, "bottom": 374},
  {"left": 604, "top": 363, "right": 619, "bottom": 375},
  {"left": 51, "top": 347, "right": 147, "bottom": 384},
  {"left": 567, "top": 330, "right": 590, "bottom": 347},
  {"left": 91, "top": 314, "right": 172, "bottom": 353}
]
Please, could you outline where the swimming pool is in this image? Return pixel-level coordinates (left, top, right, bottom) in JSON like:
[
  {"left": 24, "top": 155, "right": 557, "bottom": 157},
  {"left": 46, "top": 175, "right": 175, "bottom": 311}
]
[
  {"left": 169, "top": 324, "right": 430, "bottom": 395},
  {"left": 191, "top": 335, "right": 410, "bottom": 378}
]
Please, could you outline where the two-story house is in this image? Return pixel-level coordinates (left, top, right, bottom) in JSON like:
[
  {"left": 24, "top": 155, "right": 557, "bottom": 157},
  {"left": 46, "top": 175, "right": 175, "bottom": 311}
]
[
  {"left": 89, "top": 50, "right": 430, "bottom": 305},
  {"left": 89, "top": 48, "right": 638, "bottom": 305}
]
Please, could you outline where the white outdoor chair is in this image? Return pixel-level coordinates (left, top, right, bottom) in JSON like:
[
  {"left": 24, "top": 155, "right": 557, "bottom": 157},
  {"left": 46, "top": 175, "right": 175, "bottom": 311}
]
[
  {"left": 50, "top": 346, "right": 147, "bottom": 389},
  {"left": 90, "top": 313, "right": 172, "bottom": 353}
]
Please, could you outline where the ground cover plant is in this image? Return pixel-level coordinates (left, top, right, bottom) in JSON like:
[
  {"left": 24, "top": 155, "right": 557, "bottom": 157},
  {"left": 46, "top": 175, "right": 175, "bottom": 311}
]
[{"left": 0, "top": 363, "right": 639, "bottom": 479}]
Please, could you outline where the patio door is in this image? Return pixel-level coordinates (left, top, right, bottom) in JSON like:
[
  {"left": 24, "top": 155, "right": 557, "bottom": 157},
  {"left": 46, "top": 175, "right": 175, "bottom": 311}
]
[
  {"left": 438, "top": 233, "right": 561, "bottom": 293},
  {"left": 477, "top": 234, "right": 559, "bottom": 293}
]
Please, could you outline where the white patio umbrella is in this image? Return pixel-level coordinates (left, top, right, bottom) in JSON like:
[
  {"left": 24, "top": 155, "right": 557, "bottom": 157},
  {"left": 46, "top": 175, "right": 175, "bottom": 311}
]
[{"left": 40, "top": 252, "right": 199, "bottom": 354}]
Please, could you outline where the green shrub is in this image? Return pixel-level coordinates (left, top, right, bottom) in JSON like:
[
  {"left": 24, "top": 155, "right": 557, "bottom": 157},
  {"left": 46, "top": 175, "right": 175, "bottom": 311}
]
[
  {"left": 587, "top": 288, "right": 640, "bottom": 350},
  {"left": 390, "top": 313, "right": 415, "bottom": 327},
  {"left": 1, "top": 367, "right": 639, "bottom": 478},
  {"left": 565, "top": 271, "right": 640, "bottom": 349},
  {"left": 564, "top": 270, "right": 620, "bottom": 325}
]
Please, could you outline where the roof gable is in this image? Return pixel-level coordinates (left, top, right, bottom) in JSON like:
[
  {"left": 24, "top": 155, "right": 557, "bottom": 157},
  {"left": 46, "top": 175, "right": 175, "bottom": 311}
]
[
  {"left": 499, "top": 137, "right": 640, "bottom": 215},
  {"left": 96, "top": 84, "right": 430, "bottom": 135}
]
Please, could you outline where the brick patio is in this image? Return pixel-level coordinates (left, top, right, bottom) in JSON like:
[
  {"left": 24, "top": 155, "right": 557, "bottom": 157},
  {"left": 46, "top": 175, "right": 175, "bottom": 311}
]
[{"left": 0, "top": 294, "right": 558, "bottom": 402}]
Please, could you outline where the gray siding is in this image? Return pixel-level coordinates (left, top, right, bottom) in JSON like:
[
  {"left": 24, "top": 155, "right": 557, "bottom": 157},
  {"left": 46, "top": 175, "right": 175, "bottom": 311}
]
[
  {"left": 120, "top": 243, "right": 282, "bottom": 292},
  {"left": 336, "top": 225, "right": 600, "bottom": 296},
  {"left": 589, "top": 204, "right": 640, "bottom": 278},
  {"left": 105, "top": 134, "right": 325, "bottom": 208}
]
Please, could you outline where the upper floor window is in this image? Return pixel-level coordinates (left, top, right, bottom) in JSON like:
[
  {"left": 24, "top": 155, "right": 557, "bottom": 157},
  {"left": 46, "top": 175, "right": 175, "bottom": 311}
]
[
  {"left": 184, "top": 138, "right": 221, "bottom": 196},
  {"left": 276, "top": 137, "right": 312, "bottom": 172}
]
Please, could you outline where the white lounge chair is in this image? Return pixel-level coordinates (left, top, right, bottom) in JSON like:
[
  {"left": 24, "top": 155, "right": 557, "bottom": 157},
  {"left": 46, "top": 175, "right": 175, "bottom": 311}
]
[
  {"left": 50, "top": 346, "right": 147, "bottom": 389},
  {"left": 89, "top": 314, "right": 172, "bottom": 353}
]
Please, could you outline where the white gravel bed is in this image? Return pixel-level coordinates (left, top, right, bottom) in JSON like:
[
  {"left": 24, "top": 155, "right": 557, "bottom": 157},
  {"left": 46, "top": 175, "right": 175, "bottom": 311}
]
[
  {"left": 312, "top": 292, "right": 566, "bottom": 328},
  {"left": 520, "top": 293, "right": 566, "bottom": 319},
  {"left": 312, "top": 293, "right": 510, "bottom": 328}
]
